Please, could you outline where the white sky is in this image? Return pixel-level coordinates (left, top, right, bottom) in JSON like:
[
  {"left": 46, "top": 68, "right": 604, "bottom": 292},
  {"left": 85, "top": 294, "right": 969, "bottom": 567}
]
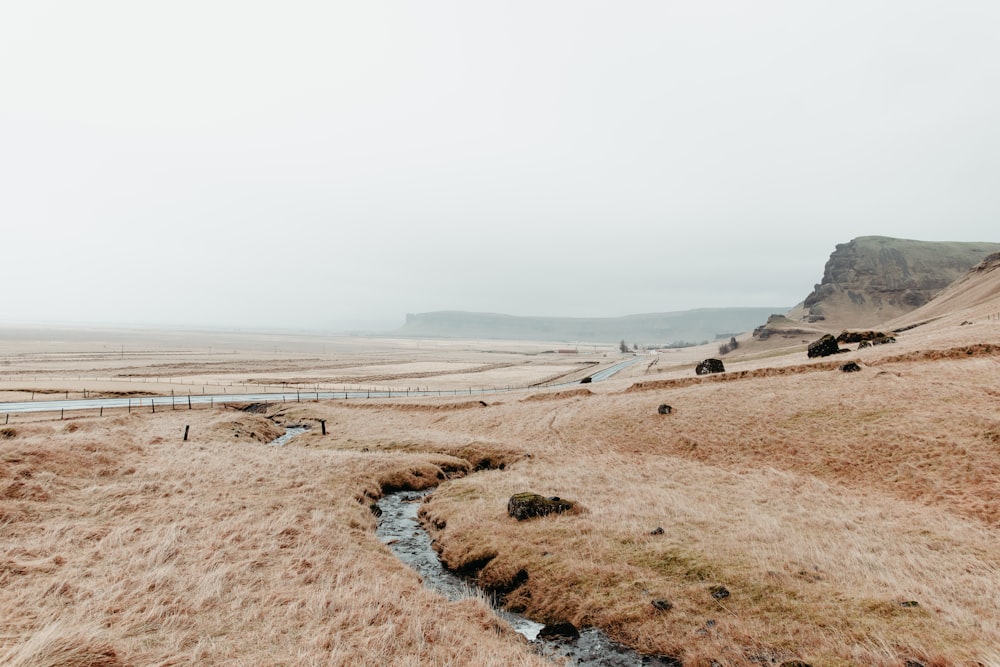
[{"left": 2, "top": 1, "right": 998, "bottom": 331}]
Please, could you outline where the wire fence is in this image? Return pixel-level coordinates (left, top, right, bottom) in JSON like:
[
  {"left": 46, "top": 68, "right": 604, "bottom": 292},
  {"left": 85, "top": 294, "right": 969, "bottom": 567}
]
[{"left": 0, "top": 358, "right": 643, "bottom": 419}]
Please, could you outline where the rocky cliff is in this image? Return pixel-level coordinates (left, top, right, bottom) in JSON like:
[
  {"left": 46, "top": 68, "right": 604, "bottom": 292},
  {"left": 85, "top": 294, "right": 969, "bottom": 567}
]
[{"left": 796, "top": 236, "right": 1000, "bottom": 329}]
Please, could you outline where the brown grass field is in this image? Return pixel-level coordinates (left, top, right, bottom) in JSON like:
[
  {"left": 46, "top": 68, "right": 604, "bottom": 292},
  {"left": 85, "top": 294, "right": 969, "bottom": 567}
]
[{"left": 2, "top": 274, "right": 1000, "bottom": 666}]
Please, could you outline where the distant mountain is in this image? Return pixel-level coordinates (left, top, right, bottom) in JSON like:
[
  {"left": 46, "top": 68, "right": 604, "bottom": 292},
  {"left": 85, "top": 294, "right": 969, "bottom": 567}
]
[
  {"left": 790, "top": 236, "right": 1000, "bottom": 330},
  {"left": 394, "top": 308, "right": 784, "bottom": 344}
]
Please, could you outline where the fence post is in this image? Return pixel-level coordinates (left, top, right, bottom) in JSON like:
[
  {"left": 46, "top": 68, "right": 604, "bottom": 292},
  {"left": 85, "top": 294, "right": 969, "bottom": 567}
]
[
  {"left": 183, "top": 425, "right": 189, "bottom": 441},
  {"left": 320, "top": 419, "right": 326, "bottom": 435}
]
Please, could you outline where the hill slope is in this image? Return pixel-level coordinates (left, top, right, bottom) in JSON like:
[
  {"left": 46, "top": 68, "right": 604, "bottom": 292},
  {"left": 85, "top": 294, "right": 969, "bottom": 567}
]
[
  {"left": 394, "top": 308, "right": 784, "bottom": 344},
  {"left": 795, "top": 236, "right": 1000, "bottom": 330}
]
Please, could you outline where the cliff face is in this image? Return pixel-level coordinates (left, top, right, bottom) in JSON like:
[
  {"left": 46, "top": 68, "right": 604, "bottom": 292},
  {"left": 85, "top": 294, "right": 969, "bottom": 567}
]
[{"left": 799, "top": 236, "right": 1000, "bottom": 329}]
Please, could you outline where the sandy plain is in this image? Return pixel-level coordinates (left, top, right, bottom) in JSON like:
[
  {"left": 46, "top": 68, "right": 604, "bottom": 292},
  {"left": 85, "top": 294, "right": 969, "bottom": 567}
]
[{"left": 1, "top": 305, "right": 999, "bottom": 666}]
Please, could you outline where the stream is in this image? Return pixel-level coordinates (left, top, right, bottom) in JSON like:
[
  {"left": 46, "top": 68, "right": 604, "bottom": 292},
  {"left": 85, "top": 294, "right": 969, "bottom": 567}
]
[
  {"left": 268, "top": 425, "right": 308, "bottom": 446},
  {"left": 376, "top": 490, "right": 681, "bottom": 667}
]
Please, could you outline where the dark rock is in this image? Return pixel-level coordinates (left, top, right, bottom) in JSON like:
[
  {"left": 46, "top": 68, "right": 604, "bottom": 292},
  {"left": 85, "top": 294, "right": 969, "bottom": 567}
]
[
  {"left": 580, "top": 376, "right": 593, "bottom": 384},
  {"left": 369, "top": 503, "right": 382, "bottom": 518},
  {"left": 479, "top": 400, "right": 488, "bottom": 406},
  {"left": 709, "top": 585, "right": 730, "bottom": 600},
  {"left": 650, "top": 526, "right": 664, "bottom": 535},
  {"left": 807, "top": 334, "right": 842, "bottom": 358},
  {"left": 651, "top": 598, "right": 673, "bottom": 611},
  {"left": 840, "top": 362, "right": 862, "bottom": 373},
  {"left": 507, "top": 492, "right": 576, "bottom": 521},
  {"left": 657, "top": 404, "right": 672, "bottom": 415},
  {"left": 904, "top": 661, "right": 926, "bottom": 667},
  {"left": 899, "top": 600, "right": 920, "bottom": 608},
  {"left": 837, "top": 330, "right": 890, "bottom": 343},
  {"left": 858, "top": 341, "right": 871, "bottom": 349},
  {"left": 871, "top": 335, "right": 897, "bottom": 345},
  {"left": 538, "top": 620, "right": 580, "bottom": 639},
  {"left": 780, "top": 662, "right": 813, "bottom": 667},
  {"left": 695, "top": 358, "right": 725, "bottom": 375}
]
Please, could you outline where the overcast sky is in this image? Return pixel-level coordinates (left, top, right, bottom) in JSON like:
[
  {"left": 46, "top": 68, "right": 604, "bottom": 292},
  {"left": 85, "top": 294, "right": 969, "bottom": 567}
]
[{"left": 2, "top": 2, "right": 998, "bottom": 331}]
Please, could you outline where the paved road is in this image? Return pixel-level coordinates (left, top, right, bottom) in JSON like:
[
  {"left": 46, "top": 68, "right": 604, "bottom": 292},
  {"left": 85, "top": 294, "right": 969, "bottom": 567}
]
[{"left": 0, "top": 357, "right": 644, "bottom": 415}]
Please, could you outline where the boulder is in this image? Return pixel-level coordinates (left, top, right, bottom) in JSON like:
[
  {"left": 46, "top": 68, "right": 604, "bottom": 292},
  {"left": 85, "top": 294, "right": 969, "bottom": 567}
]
[
  {"left": 837, "top": 330, "right": 889, "bottom": 343},
  {"left": 695, "top": 358, "right": 725, "bottom": 375},
  {"left": 657, "top": 404, "right": 672, "bottom": 415},
  {"left": 709, "top": 585, "right": 730, "bottom": 600},
  {"left": 538, "top": 620, "right": 579, "bottom": 639},
  {"left": 507, "top": 492, "right": 575, "bottom": 521},
  {"left": 871, "top": 335, "right": 896, "bottom": 346},
  {"left": 840, "top": 362, "right": 862, "bottom": 373},
  {"left": 807, "top": 334, "right": 842, "bottom": 358}
]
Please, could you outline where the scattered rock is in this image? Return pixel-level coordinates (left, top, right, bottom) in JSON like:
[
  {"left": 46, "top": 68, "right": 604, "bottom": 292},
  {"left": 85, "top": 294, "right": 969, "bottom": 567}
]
[
  {"left": 538, "top": 620, "right": 580, "bottom": 639},
  {"left": 650, "top": 526, "right": 664, "bottom": 535},
  {"left": 507, "top": 492, "right": 576, "bottom": 521},
  {"left": 709, "top": 585, "right": 730, "bottom": 600},
  {"left": 858, "top": 341, "right": 871, "bottom": 349},
  {"left": 840, "top": 362, "right": 862, "bottom": 373},
  {"left": 657, "top": 404, "right": 672, "bottom": 415},
  {"left": 807, "top": 334, "right": 843, "bottom": 358},
  {"left": 837, "top": 330, "right": 890, "bottom": 343},
  {"left": 580, "top": 376, "right": 593, "bottom": 384},
  {"left": 780, "top": 662, "right": 813, "bottom": 667},
  {"left": 651, "top": 598, "right": 673, "bottom": 611},
  {"left": 899, "top": 600, "right": 920, "bottom": 608},
  {"left": 960, "top": 320, "right": 973, "bottom": 326},
  {"left": 695, "top": 358, "right": 725, "bottom": 375},
  {"left": 904, "top": 661, "right": 926, "bottom": 667},
  {"left": 871, "top": 335, "right": 896, "bottom": 346}
]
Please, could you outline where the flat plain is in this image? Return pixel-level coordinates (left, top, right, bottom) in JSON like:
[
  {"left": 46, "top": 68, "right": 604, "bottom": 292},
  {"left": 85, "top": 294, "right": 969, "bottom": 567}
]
[{"left": 1, "top": 305, "right": 999, "bottom": 665}]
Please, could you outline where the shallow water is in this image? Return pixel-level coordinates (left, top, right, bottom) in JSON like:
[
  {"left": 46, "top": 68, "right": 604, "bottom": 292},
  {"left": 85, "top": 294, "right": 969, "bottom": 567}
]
[
  {"left": 376, "top": 490, "right": 681, "bottom": 666},
  {"left": 267, "top": 425, "right": 308, "bottom": 447}
]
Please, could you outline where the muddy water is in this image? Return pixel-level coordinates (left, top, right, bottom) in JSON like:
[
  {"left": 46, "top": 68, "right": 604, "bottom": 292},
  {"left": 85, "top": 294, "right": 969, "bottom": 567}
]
[{"left": 376, "top": 490, "right": 681, "bottom": 667}]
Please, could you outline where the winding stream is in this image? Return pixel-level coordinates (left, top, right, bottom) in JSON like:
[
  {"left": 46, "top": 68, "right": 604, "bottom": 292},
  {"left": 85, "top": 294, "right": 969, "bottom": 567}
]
[{"left": 376, "top": 490, "right": 681, "bottom": 667}]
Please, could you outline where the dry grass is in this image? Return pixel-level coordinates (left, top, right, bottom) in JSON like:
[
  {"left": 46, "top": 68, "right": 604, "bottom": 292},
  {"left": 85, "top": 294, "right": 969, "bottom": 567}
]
[
  {"left": 0, "top": 410, "right": 550, "bottom": 666},
  {"left": 2, "top": 310, "right": 1000, "bottom": 665}
]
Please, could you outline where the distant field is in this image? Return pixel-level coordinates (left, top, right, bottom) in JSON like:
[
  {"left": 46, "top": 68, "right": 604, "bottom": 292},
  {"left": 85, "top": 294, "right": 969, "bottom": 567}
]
[{"left": 2, "top": 317, "right": 999, "bottom": 666}]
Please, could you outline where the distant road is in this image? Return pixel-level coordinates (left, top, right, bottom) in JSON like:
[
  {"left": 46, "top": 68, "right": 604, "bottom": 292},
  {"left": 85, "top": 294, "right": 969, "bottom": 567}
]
[{"left": 0, "top": 357, "right": 643, "bottom": 415}]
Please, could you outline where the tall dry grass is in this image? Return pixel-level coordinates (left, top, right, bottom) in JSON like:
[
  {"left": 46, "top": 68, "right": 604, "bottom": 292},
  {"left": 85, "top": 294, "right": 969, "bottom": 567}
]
[
  {"left": 0, "top": 410, "right": 549, "bottom": 666},
  {"left": 288, "top": 343, "right": 1000, "bottom": 665}
]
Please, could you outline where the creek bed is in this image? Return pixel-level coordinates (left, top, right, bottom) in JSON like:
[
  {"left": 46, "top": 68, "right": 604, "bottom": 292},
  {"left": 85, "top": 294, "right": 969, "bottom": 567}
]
[
  {"left": 268, "top": 425, "right": 308, "bottom": 446},
  {"left": 376, "top": 489, "right": 681, "bottom": 667}
]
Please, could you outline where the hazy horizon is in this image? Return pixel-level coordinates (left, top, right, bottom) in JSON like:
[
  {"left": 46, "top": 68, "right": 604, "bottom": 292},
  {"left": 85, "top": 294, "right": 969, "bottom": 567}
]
[{"left": 3, "top": 2, "right": 998, "bottom": 332}]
